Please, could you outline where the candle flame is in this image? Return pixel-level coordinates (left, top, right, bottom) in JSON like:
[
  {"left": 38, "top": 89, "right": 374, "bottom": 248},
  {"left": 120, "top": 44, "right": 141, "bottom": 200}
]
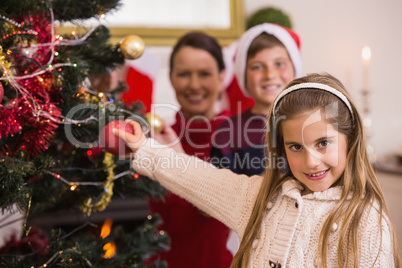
[
  {"left": 100, "top": 219, "right": 116, "bottom": 258},
  {"left": 362, "top": 46, "right": 371, "bottom": 61}
]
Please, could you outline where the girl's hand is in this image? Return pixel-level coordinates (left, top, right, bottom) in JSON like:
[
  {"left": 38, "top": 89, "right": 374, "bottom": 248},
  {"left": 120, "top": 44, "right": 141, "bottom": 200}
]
[
  {"left": 152, "top": 123, "right": 185, "bottom": 154},
  {"left": 113, "top": 119, "right": 146, "bottom": 153}
]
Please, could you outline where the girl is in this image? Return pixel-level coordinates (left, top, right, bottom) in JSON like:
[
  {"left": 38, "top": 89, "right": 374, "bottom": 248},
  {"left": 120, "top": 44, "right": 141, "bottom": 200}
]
[
  {"left": 116, "top": 73, "right": 401, "bottom": 267},
  {"left": 211, "top": 22, "right": 302, "bottom": 176},
  {"left": 147, "top": 32, "right": 233, "bottom": 267}
]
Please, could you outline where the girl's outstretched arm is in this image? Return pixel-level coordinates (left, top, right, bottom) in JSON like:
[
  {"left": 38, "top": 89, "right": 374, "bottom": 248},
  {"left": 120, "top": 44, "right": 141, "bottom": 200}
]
[{"left": 114, "top": 119, "right": 261, "bottom": 237}]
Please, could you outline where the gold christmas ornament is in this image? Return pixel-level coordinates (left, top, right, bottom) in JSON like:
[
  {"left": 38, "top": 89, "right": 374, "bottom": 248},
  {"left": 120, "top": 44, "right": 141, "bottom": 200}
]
[
  {"left": 145, "top": 113, "right": 163, "bottom": 134},
  {"left": 120, "top": 35, "right": 145, "bottom": 60}
]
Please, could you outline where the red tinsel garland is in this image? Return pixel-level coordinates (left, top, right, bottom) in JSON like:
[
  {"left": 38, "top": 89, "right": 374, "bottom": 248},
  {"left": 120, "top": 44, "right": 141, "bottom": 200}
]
[
  {"left": 0, "top": 11, "right": 63, "bottom": 158},
  {"left": 0, "top": 99, "right": 61, "bottom": 157}
]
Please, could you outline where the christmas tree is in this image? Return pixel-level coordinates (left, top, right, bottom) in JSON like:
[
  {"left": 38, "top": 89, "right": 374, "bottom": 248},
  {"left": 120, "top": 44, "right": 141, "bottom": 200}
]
[{"left": 0, "top": 0, "right": 168, "bottom": 267}]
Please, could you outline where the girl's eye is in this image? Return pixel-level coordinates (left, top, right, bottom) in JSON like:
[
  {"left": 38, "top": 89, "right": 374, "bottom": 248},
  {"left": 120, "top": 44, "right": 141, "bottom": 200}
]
[
  {"left": 289, "top": 144, "right": 302, "bottom": 152},
  {"left": 318, "top": 140, "right": 330, "bottom": 148}
]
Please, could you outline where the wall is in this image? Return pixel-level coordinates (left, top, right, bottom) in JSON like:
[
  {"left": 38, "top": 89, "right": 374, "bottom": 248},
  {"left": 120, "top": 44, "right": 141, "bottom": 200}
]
[{"left": 145, "top": 0, "right": 402, "bottom": 158}]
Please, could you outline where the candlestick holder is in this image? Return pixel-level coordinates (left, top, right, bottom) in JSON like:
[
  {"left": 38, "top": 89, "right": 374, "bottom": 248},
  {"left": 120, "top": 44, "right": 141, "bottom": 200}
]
[{"left": 361, "top": 87, "right": 376, "bottom": 163}]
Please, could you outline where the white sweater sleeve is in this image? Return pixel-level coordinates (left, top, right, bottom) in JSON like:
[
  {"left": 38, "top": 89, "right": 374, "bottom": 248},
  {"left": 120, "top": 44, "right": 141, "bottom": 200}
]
[{"left": 131, "top": 138, "right": 262, "bottom": 236}]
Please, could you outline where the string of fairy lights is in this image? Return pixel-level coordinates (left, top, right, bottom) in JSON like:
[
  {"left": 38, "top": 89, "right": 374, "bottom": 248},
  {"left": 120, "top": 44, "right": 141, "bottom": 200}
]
[
  {"left": 0, "top": 155, "right": 140, "bottom": 189},
  {"left": 44, "top": 169, "right": 139, "bottom": 190}
]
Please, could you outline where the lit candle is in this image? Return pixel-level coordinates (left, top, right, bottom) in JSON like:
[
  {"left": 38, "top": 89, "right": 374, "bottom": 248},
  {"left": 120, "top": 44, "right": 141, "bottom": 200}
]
[{"left": 362, "top": 46, "right": 371, "bottom": 91}]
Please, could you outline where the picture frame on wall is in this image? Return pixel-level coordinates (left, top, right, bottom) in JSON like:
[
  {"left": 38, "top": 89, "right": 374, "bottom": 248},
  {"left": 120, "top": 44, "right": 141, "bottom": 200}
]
[{"left": 58, "top": 0, "right": 245, "bottom": 46}]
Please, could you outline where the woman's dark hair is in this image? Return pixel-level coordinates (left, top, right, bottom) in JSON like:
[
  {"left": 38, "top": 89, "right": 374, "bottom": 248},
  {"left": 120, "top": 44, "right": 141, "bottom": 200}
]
[{"left": 169, "top": 31, "right": 225, "bottom": 72}]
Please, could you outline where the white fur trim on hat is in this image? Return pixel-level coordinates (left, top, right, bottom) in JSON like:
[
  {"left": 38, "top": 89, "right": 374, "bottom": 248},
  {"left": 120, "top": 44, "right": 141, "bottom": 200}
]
[{"left": 234, "top": 23, "right": 302, "bottom": 97}]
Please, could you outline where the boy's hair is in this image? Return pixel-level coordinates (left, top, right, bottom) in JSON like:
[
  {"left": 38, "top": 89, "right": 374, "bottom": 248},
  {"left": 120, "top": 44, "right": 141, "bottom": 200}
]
[
  {"left": 169, "top": 31, "right": 225, "bottom": 73},
  {"left": 231, "top": 73, "right": 401, "bottom": 267},
  {"left": 247, "top": 32, "right": 285, "bottom": 59}
]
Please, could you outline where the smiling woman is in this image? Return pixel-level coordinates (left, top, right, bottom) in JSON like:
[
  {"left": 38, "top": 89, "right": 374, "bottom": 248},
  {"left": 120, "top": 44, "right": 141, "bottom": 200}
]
[{"left": 170, "top": 46, "right": 224, "bottom": 119}]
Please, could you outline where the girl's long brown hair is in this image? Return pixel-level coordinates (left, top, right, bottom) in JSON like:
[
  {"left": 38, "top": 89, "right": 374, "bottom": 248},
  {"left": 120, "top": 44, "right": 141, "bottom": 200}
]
[{"left": 231, "top": 73, "right": 400, "bottom": 267}]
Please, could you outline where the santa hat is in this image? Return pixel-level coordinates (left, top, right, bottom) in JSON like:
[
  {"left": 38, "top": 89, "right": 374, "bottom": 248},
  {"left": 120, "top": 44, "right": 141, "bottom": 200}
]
[{"left": 234, "top": 23, "right": 302, "bottom": 97}]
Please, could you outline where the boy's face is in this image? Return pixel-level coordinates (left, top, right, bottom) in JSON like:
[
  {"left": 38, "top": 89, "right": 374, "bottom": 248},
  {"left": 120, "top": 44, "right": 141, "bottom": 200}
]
[
  {"left": 246, "top": 46, "right": 295, "bottom": 110},
  {"left": 281, "top": 109, "right": 348, "bottom": 195}
]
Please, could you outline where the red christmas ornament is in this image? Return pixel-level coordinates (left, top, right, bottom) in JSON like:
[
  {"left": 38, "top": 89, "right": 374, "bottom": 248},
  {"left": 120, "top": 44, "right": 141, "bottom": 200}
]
[{"left": 100, "top": 120, "right": 134, "bottom": 156}]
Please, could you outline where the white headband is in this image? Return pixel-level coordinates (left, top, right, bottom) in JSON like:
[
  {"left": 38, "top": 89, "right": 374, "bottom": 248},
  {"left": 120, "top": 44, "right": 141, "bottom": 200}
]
[{"left": 272, "top": 82, "right": 354, "bottom": 121}]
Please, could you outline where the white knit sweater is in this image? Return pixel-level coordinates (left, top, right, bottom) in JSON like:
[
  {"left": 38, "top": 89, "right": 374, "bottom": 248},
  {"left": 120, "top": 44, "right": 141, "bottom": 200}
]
[{"left": 132, "top": 139, "right": 395, "bottom": 267}]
